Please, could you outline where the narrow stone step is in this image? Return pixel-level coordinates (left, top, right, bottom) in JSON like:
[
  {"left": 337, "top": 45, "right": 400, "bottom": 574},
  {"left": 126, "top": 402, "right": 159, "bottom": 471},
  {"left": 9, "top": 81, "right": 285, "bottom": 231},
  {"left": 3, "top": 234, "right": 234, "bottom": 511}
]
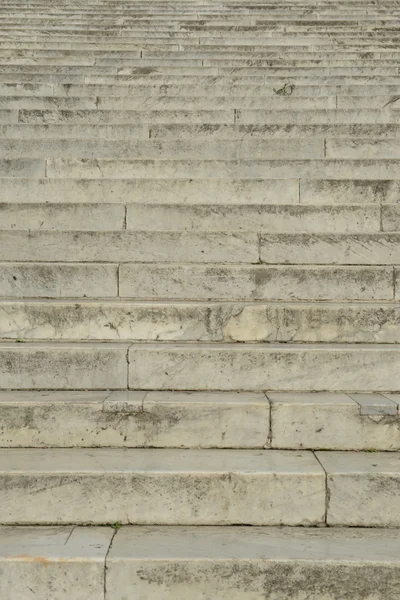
[
  {"left": 44, "top": 158, "right": 400, "bottom": 179},
  {"left": 0, "top": 138, "right": 326, "bottom": 159},
  {"left": 2, "top": 525, "right": 399, "bottom": 600},
  {"left": 0, "top": 202, "right": 381, "bottom": 232},
  {"left": 0, "top": 177, "right": 300, "bottom": 204},
  {"left": 1, "top": 299, "right": 399, "bottom": 344}
]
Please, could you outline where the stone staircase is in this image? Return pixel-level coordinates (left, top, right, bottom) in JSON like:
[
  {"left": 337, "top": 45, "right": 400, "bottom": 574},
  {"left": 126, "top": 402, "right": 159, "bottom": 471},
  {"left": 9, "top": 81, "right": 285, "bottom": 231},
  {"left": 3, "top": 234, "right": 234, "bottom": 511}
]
[{"left": 0, "top": 0, "right": 400, "bottom": 598}]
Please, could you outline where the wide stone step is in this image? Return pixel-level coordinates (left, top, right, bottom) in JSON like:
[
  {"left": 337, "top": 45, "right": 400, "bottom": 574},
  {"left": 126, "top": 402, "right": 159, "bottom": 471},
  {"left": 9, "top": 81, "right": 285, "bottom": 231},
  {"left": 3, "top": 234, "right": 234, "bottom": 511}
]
[
  {"left": 128, "top": 342, "right": 400, "bottom": 391},
  {"left": 1, "top": 299, "right": 399, "bottom": 344},
  {"left": 1, "top": 525, "right": 399, "bottom": 600},
  {"left": 1, "top": 263, "right": 395, "bottom": 300},
  {"left": 0, "top": 390, "right": 398, "bottom": 450},
  {"left": 2, "top": 177, "right": 400, "bottom": 205},
  {"left": 0, "top": 202, "right": 381, "bottom": 232},
  {"left": 7, "top": 124, "right": 400, "bottom": 140},
  {"left": 0, "top": 447, "right": 399, "bottom": 525},
  {"left": 1, "top": 341, "right": 400, "bottom": 391},
  {"left": 0, "top": 447, "right": 326, "bottom": 524},
  {"left": 0, "top": 138, "right": 327, "bottom": 160},
  {"left": 3, "top": 230, "right": 400, "bottom": 264},
  {"left": 39, "top": 158, "right": 400, "bottom": 179}
]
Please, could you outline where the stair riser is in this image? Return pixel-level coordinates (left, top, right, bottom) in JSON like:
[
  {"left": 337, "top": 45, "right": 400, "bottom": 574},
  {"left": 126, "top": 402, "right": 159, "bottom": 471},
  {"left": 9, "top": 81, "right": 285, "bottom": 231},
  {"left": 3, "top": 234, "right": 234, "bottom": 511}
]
[{"left": 1, "top": 302, "right": 399, "bottom": 344}]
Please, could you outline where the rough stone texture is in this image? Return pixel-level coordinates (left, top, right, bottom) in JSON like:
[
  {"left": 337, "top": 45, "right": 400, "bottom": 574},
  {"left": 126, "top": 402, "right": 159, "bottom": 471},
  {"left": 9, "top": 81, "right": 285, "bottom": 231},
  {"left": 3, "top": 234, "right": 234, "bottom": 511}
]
[
  {"left": 269, "top": 392, "right": 400, "bottom": 450},
  {"left": 119, "top": 264, "right": 393, "bottom": 301},
  {"left": 0, "top": 343, "right": 128, "bottom": 389},
  {"left": 106, "top": 526, "right": 400, "bottom": 600},
  {"left": 0, "top": 526, "right": 112, "bottom": 600},
  {"left": 0, "top": 449, "right": 325, "bottom": 525},
  {"left": 0, "top": 391, "right": 270, "bottom": 448},
  {"left": 129, "top": 343, "right": 400, "bottom": 391},
  {"left": 317, "top": 451, "right": 400, "bottom": 526},
  {"left": 1, "top": 301, "right": 399, "bottom": 343}
]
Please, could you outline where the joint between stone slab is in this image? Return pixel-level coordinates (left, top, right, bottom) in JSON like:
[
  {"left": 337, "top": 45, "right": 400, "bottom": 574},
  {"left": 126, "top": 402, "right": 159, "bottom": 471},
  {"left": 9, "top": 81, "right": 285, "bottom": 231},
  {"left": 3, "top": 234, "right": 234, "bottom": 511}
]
[
  {"left": 264, "top": 392, "right": 273, "bottom": 449},
  {"left": 313, "top": 451, "right": 329, "bottom": 526},
  {"left": 298, "top": 179, "right": 301, "bottom": 203},
  {"left": 379, "top": 204, "right": 383, "bottom": 232},
  {"left": 123, "top": 205, "right": 127, "bottom": 230},
  {"left": 104, "top": 529, "right": 117, "bottom": 600}
]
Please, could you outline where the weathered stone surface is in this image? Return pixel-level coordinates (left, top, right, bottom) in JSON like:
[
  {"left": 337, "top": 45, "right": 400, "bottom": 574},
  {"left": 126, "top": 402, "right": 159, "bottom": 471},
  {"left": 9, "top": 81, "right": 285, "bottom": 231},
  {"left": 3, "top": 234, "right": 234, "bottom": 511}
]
[
  {"left": 0, "top": 203, "right": 125, "bottom": 230},
  {"left": 119, "top": 264, "right": 393, "bottom": 301},
  {"left": 269, "top": 392, "right": 400, "bottom": 450},
  {"left": 129, "top": 343, "right": 400, "bottom": 391},
  {"left": 0, "top": 263, "right": 118, "bottom": 298},
  {"left": 0, "top": 343, "right": 128, "bottom": 389},
  {"left": 317, "top": 451, "right": 400, "bottom": 526},
  {"left": 0, "top": 177, "right": 299, "bottom": 204},
  {"left": 126, "top": 204, "right": 380, "bottom": 233},
  {"left": 1, "top": 300, "right": 399, "bottom": 343},
  {"left": 0, "top": 526, "right": 112, "bottom": 600},
  {"left": 107, "top": 526, "right": 400, "bottom": 600},
  {"left": 0, "top": 391, "right": 269, "bottom": 448},
  {"left": 0, "top": 231, "right": 259, "bottom": 263},
  {"left": 0, "top": 449, "right": 325, "bottom": 525}
]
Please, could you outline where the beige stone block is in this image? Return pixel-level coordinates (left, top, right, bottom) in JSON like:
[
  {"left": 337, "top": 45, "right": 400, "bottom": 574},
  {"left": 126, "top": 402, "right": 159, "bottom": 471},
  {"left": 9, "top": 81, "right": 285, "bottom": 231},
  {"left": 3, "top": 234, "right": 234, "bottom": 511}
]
[
  {"left": 0, "top": 343, "right": 129, "bottom": 389},
  {"left": 119, "top": 264, "right": 393, "bottom": 301},
  {"left": 0, "top": 526, "right": 112, "bottom": 600},
  {"left": 269, "top": 392, "right": 400, "bottom": 450},
  {"left": 107, "top": 526, "right": 400, "bottom": 600},
  {"left": 317, "top": 451, "right": 400, "bottom": 526},
  {"left": 0, "top": 231, "right": 258, "bottom": 263},
  {"left": 128, "top": 343, "right": 400, "bottom": 392},
  {"left": 0, "top": 263, "right": 118, "bottom": 298},
  {"left": 0, "top": 449, "right": 325, "bottom": 525}
]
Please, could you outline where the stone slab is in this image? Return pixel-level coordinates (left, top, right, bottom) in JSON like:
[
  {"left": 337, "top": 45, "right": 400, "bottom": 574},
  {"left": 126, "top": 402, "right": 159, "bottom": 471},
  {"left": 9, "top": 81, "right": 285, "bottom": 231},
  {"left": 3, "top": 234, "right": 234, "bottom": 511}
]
[
  {"left": 317, "top": 451, "right": 400, "bottom": 526},
  {"left": 128, "top": 343, "right": 400, "bottom": 392},
  {"left": 0, "top": 263, "right": 118, "bottom": 298},
  {"left": 0, "top": 526, "right": 112, "bottom": 600},
  {"left": 0, "top": 342, "right": 129, "bottom": 389},
  {"left": 0, "top": 448, "right": 325, "bottom": 525},
  {"left": 106, "top": 526, "right": 400, "bottom": 600},
  {"left": 0, "top": 390, "right": 269, "bottom": 448},
  {"left": 1, "top": 300, "right": 399, "bottom": 343},
  {"left": 119, "top": 264, "right": 393, "bottom": 301},
  {"left": 269, "top": 392, "right": 400, "bottom": 450}
]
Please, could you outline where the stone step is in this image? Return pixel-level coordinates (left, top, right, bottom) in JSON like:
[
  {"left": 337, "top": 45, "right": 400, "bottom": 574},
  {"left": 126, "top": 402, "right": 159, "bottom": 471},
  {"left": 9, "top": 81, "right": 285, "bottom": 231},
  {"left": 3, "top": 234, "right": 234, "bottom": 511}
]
[
  {"left": 0, "top": 390, "right": 398, "bottom": 449},
  {"left": 5, "top": 137, "right": 400, "bottom": 161},
  {"left": 1, "top": 341, "right": 400, "bottom": 390},
  {"left": 1, "top": 299, "right": 399, "bottom": 344},
  {"left": 0, "top": 138, "right": 327, "bottom": 160},
  {"left": 7, "top": 123, "right": 400, "bottom": 141},
  {"left": 128, "top": 342, "right": 400, "bottom": 391},
  {"left": 5, "top": 83, "right": 400, "bottom": 98},
  {"left": 0, "top": 390, "right": 270, "bottom": 448},
  {"left": 43, "top": 158, "right": 400, "bottom": 179},
  {"left": 3, "top": 230, "right": 400, "bottom": 265},
  {"left": 0, "top": 95, "right": 341, "bottom": 109},
  {"left": 0, "top": 447, "right": 399, "bottom": 525},
  {"left": 0, "top": 447, "right": 326, "bottom": 524},
  {"left": 2, "top": 263, "right": 396, "bottom": 300},
  {"left": 16, "top": 108, "right": 400, "bottom": 126},
  {"left": 1, "top": 525, "right": 399, "bottom": 600},
  {"left": 0, "top": 177, "right": 302, "bottom": 205},
  {"left": 0, "top": 202, "right": 381, "bottom": 232}
]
